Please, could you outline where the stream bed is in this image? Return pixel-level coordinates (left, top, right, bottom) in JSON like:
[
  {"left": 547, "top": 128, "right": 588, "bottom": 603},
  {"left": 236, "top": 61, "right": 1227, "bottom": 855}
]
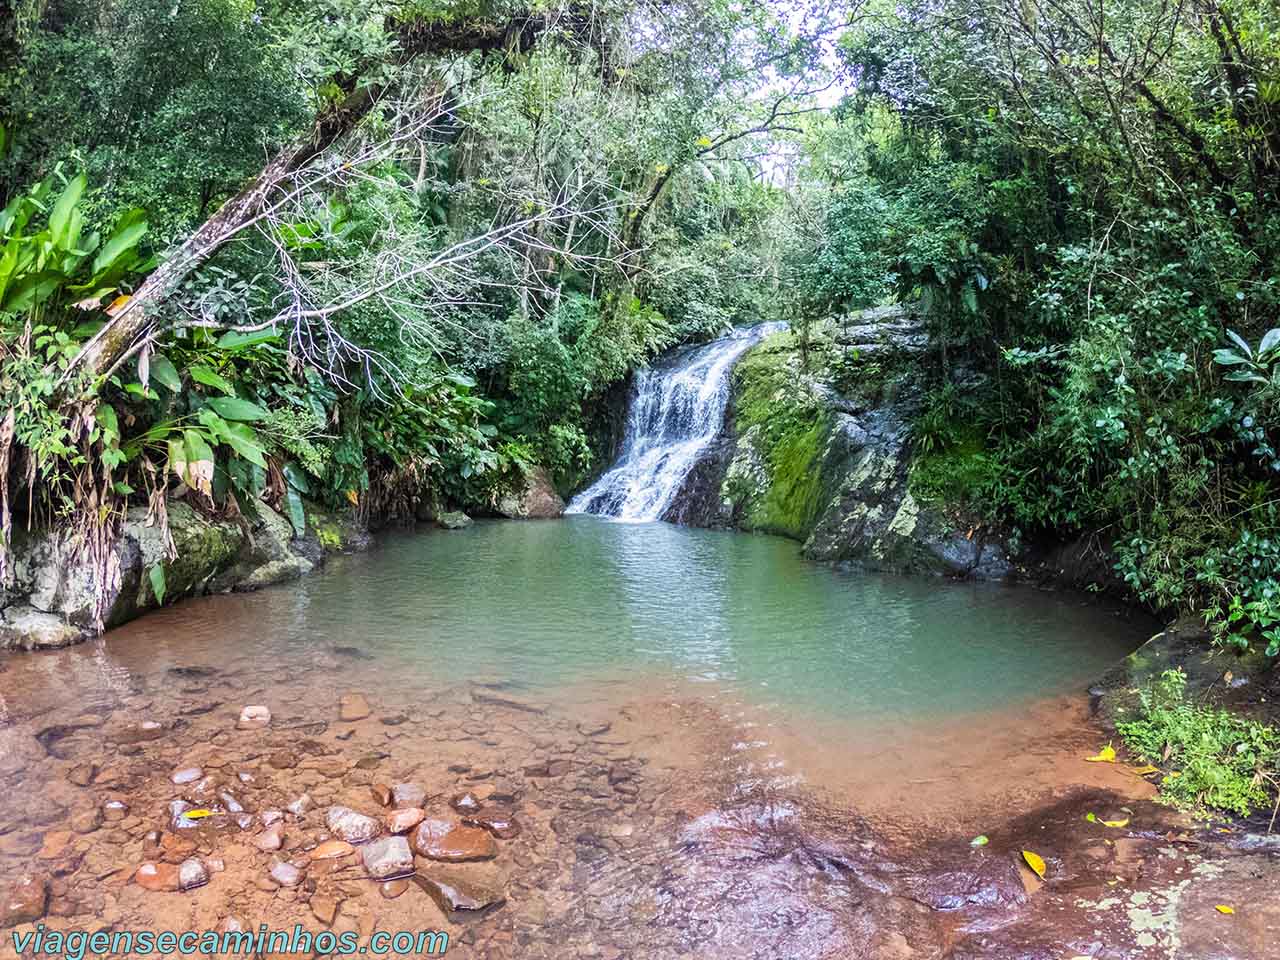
[{"left": 0, "top": 520, "right": 1273, "bottom": 959}]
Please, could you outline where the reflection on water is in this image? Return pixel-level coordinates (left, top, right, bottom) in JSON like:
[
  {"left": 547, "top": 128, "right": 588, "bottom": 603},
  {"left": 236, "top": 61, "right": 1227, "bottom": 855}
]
[
  {"left": 4, "top": 516, "right": 1148, "bottom": 727},
  {"left": 0, "top": 519, "right": 1179, "bottom": 960}
]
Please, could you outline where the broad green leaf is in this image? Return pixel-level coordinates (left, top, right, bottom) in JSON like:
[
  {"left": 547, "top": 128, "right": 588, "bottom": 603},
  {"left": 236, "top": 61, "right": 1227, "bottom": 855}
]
[
  {"left": 205, "top": 396, "right": 268, "bottom": 421},
  {"left": 1212, "top": 349, "right": 1250, "bottom": 366},
  {"left": 1258, "top": 328, "right": 1280, "bottom": 358},
  {"left": 149, "top": 355, "right": 182, "bottom": 392},
  {"left": 148, "top": 564, "right": 166, "bottom": 606},
  {"left": 282, "top": 461, "right": 310, "bottom": 493},
  {"left": 284, "top": 485, "right": 306, "bottom": 535},
  {"left": 167, "top": 437, "right": 188, "bottom": 487},
  {"left": 183, "top": 429, "right": 215, "bottom": 496},
  {"left": 189, "top": 364, "right": 235, "bottom": 396},
  {"left": 49, "top": 173, "right": 86, "bottom": 247},
  {"left": 92, "top": 208, "right": 147, "bottom": 276},
  {"left": 219, "top": 420, "right": 268, "bottom": 468},
  {"left": 1225, "top": 329, "right": 1253, "bottom": 359}
]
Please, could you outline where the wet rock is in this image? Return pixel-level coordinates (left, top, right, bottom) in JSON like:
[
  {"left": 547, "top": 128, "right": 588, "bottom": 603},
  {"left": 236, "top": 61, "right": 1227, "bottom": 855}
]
[
  {"left": 370, "top": 783, "right": 392, "bottom": 806},
  {"left": 268, "top": 750, "right": 297, "bottom": 770},
  {"left": 1, "top": 874, "right": 48, "bottom": 928},
  {"left": 112, "top": 720, "right": 165, "bottom": 744},
  {"left": 391, "top": 782, "right": 426, "bottom": 808},
  {"left": 310, "top": 893, "right": 340, "bottom": 925},
  {"left": 269, "top": 861, "right": 303, "bottom": 887},
  {"left": 70, "top": 807, "right": 102, "bottom": 835},
  {"left": 411, "top": 818, "right": 498, "bottom": 862},
  {"left": 285, "top": 794, "right": 313, "bottom": 816},
  {"left": 360, "top": 836, "right": 414, "bottom": 880},
  {"left": 471, "top": 689, "right": 546, "bottom": 714},
  {"left": 312, "top": 840, "right": 354, "bottom": 860},
  {"left": 463, "top": 812, "right": 522, "bottom": 840},
  {"left": 385, "top": 808, "right": 425, "bottom": 834},
  {"left": 178, "top": 858, "right": 210, "bottom": 891},
  {"left": 236, "top": 705, "right": 271, "bottom": 730},
  {"left": 253, "top": 822, "right": 285, "bottom": 852},
  {"left": 134, "top": 862, "right": 179, "bottom": 892},
  {"left": 381, "top": 714, "right": 408, "bottom": 726},
  {"left": 37, "top": 830, "right": 73, "bottom": 860},
  {"left": 260, "top": 810, "right": 284, "bottom": 826},
  {"left": 171, "top": 766, "right": 204, "bottom": 785},
  {"left": 414, "top": 870, "right": 505, "bottom": 914},
  {"left": 338, "top": 693, "right": 371, "bottom": 722},
  {"left": 66, "top": 762, "right": 97, "bottom": 787},
  {"left": 450, "top": 792, "right": 482, "bottom": 814},
  {"left": 325, "top": 806, "right": 381, "bottom": 844},
  {"left": 496, "top": 466, "right": 564, "bottom": 519},
  {"left": 102, "top": 799, "right": 129, "bottom": 822},
  {"left": 578, "top": 721, "right": 612, "bottom": 737},
  {"left": 436, "top": 511, "right": 472, "bottom": 530},
  {"left": 379, "top": 879, "right": 410, "bottom": 900}
]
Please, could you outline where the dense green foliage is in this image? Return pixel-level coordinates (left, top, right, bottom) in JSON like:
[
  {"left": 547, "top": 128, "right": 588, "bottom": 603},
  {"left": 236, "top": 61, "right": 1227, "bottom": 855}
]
[
  {"left": 1119, "top": 669, "right": 1279, "bottom": 816},
  {"left": 781, "top": 0, "right": 1280, "bottom": 655},
  {"left": 1, "top": 0, "right": 825, "bottom": 566}
]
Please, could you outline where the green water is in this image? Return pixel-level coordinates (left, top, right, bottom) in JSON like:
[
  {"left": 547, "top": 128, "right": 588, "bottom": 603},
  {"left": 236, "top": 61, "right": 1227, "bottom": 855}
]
[{"left": 131, "top": 516, "right": 1146, "bottom": 722}]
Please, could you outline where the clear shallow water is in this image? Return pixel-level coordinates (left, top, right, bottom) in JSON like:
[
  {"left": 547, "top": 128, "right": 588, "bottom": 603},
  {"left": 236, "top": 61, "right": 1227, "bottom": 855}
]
[{"left": 45, "top": 516, "right": 1149, "bottom": 726}]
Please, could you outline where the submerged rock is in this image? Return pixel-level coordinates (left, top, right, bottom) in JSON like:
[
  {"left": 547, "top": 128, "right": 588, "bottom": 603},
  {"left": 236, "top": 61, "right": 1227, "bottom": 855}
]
[
  {"left": 411, "top": 818, "right": 497, "bottom": 862},
  {"left": 414, "top": 870, "right": 505, "bottom": 914},
  {"left": 338, "top": 693, "right": 371, "bottom": 722},
  {"left": 385, "top": 808, "right": 425, "bottom": 834},
  {"left": 236, "top": 705, "right": 271, "bottom": 730},
  {"left": 436, "top": 511, "right": 473, "bottom": 530},
  {"left": 269, "top": 861, "right": 302, "bottom": 888},
  {"left": 360, "top": 836, "right": 414, "bottom": 880},
  {"left": 1, "top": 874, "right": 49, "bottom": 927}
]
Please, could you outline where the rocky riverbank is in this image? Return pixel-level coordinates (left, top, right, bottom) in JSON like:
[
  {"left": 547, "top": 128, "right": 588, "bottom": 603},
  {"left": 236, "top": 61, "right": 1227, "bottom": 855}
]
[
  {"left": 0, "top": 467, "right": 564, "bottom": 653},
  {"left": 0, "top": 646, "right": 1276, "bottom": 960}
]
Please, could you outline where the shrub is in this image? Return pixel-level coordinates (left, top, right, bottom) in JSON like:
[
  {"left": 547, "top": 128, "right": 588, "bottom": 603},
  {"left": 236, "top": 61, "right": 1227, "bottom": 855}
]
[{"left": 1118, "top": 669, "right": 1279, "bottom": 817}]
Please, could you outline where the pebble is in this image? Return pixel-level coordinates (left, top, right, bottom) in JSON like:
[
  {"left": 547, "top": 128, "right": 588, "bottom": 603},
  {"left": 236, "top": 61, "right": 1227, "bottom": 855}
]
[
  {"left": 310, "top": 893, "right": 340, "bottom": 924},
  {"left": 360, "top": 836, "right": 414, "bottom": 880},
  {"left": 286, "top": 794, "right": 313, "bottom": 816},
  {"left": 133, "top": 862, "right": 178, "bottom": 892},
  {"left": 178, "top": 858, "right": 210, "bottom": 892},
  {"left": 253, "top": 822, "right": 285, "bottom": 852},
  {"left": 450, "top": 792, "right": 482, "bottom": 814},
  {"left": 171, "top": 766, "right": 204, "bottom": 785},
  {"left": 338, "top": 693, "right": 371, "bottom": 722},
  {"left": 66, "top": 763, "right": 97, "bottom": 787},
  {"left": 236, "top": 705, "right": 272, "bottom": 730},
  {"left": 379, "top": 879, "right": 410, "bottom": 900},
  {"left": 102, "top": 800, "right": 129, "bottom": 822},
  {"left": 385, "top": 808, "right": 425, "bottom": 834},
  {"left": 269, "top": 861, "right": 303, "bottom": 888},
  {"left": 311, "top": 840, "right": 354, "bottom": 860},
  {"left": 325, "top": 806, "right": 381, "bottom": 844},
  {"left": 391, "top": 783, "right": 426, "bottom": 808},
  {"left": 70, "top": 808, "right": 102, "bottom": 835},
  {"left": 370, "top": 783, "right": 392, "bottom": 806}
]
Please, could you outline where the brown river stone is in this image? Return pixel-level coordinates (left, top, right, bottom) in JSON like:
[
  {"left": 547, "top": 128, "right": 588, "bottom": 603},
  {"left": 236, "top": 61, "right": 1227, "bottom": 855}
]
[{"left": 410, "top": 817, "right": 497, "bottom": 862}]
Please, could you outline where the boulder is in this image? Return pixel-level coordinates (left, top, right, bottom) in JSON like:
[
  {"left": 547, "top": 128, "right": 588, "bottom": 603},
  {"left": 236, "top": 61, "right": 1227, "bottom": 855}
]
[
  {"left": 496, "top": 466, "right": 565, "bottom": 519},
  {"left": 436, "top": 511, "right": 473, "bottom": 530}
]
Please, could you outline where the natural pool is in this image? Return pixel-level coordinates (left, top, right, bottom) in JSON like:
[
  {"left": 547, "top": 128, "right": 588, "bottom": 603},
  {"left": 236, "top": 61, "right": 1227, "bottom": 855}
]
[{"left": 0, "top": 518, "right": 1177, "bottom": 960}]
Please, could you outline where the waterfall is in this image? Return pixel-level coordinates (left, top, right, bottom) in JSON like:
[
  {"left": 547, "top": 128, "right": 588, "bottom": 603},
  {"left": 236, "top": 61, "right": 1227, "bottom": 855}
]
[{"left": 568, "top": 323, "right": 785, "bottom": 521}]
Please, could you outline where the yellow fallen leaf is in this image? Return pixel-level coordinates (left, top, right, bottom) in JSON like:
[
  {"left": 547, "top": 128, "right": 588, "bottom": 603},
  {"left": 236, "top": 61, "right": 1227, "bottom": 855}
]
[
  {"left": 1215, "top": 904, "right": 1235, "bottom": 915},
  {"left": 181, "top": 809, "right": 213, "bottom": 820},
  {"left": 970, "top": 835, "right": 989, "bottom": 846},
  {"left": 1102, "top": 817, "right": 1130, "bottom": 828},
  {"left": 1021, "top": 849, "right": 1046, "bottom": 879},
  {"left": 345, "top": 489, "right": 359, "bottom": 506},
  {"left": 1086, "top": 742, "right": 1117, "bottom": 762},
  {"left": 105, "top": 293, "right": 132, "bottom": 316},
  {"left": 1131, "top": 764, "right": 1160, "bottom": 776}
]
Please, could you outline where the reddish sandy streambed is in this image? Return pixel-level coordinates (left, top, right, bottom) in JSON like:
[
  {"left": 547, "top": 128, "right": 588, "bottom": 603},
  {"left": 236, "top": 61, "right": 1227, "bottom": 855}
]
[{"left": 1, "top": 521, "right": 1277, "bottom": 958}]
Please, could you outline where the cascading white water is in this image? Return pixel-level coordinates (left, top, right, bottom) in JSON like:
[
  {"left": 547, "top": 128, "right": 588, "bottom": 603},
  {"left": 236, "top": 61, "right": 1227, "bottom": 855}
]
[{"left": 568, "top": 323, "right": 785, "bottom": 521}]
